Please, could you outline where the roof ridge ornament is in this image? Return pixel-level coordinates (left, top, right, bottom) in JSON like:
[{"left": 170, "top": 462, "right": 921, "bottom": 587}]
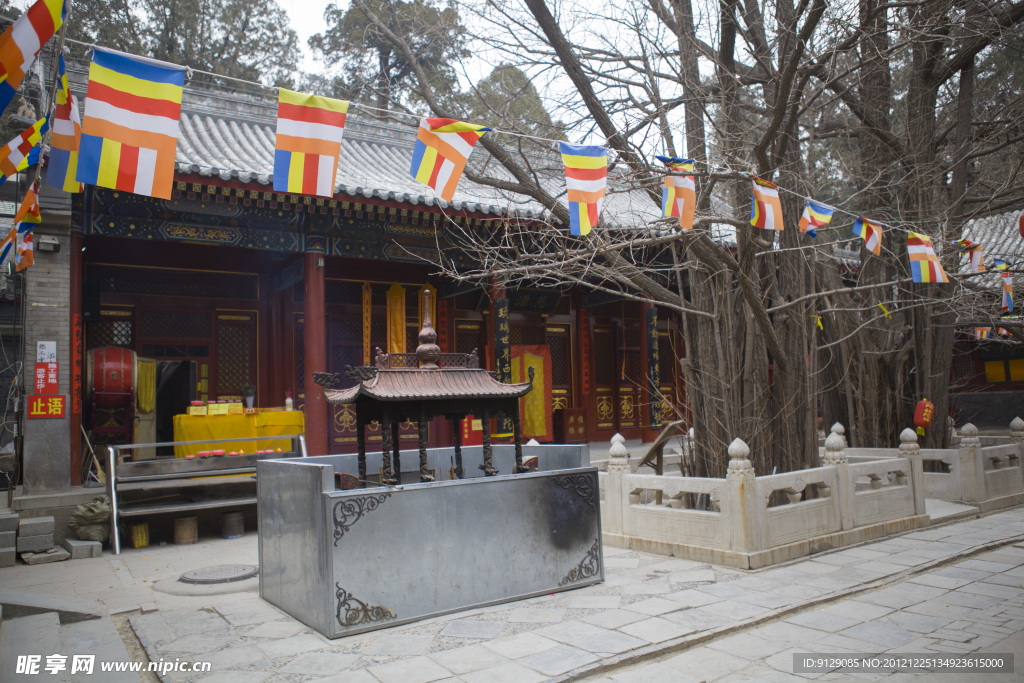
[{"left": 416, "top": 290, "right": 441, "bottom": 369}]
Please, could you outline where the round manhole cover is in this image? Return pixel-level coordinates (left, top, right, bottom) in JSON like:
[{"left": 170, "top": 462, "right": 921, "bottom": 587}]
[{"left": 178, "top": 565, "right": 258, "bottom": 585}]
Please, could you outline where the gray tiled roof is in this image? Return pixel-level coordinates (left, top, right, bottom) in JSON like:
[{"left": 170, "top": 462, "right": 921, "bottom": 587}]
[{"left": 170, "top": 87, "right": 663, "bottom": 226}]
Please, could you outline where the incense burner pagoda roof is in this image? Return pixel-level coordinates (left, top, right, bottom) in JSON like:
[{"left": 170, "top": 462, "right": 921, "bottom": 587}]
[{"left": 323, "top": 367, "right": 533, "bottom": 404}]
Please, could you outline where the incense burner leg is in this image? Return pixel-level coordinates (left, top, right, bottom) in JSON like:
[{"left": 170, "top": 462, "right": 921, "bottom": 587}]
[
  {"left": 356, "top": 416, "right": 367, "bottom": 487},
  {"left": 380, "top": 415, "right": 395, "bottom": 485},
  {"left": 452, "top": 418, "right": 464, "bottom": 479},
  {"left": 480, "top": 406, "right": 497, "bottom": 476},
  {"left": 513, "top": 401, "right": 527, "bottom": 473},
  {"left": 392, "top": 421, "right": 402, "bottom": 484},
  {"left": 418, "top": 407, "right": 433, "bottom": 482}
]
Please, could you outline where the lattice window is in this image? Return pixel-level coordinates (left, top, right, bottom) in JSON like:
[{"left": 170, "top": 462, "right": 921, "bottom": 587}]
[
  {"left": 625, "top": 328, "right": 641, "bottom": 349},
  {"left": 87, "top": 319, "right": 133, "bottom": 349},
  {"left": 87, "top": 265, "right": 257, "bottom": 300},
  {"left": 370, "top": 320, "right": 386, "bottom": 354},
  {"left": 456, "top": 323, "right": 484, "bottom": 354},
  {"left": 547, "top": 333, "right": 569, "bottom": 386},
  {"left": 216, "top": 324, "right": 252, "bottom": 397},
  {"left": 331, "top": 345, "right": 363, "bottom": 388},
  {"left": 331, "top": 318, "right": 362, "bottom": 346},
  {"left": 951, "top": 347, "right": 976, "bottom": 384},
  {"left": 593, "top": 330, "right": 614, "bottom": 385},
  {"left": 511, "top": 325, "right": 545, "bottom": 346},
  {"left": 325, "top": 281, "right": 365, "bottom": 307},
  {"left": 406, "top": 324, "right": 419, "bottom": 351},
  {"left": 659, "top": 334, "right": 677, "bottom": 384},
  {"left": 623, "top": 351, "right": 639, "bottom": 383},
  {"left": 139, "top": 311, "right": 211, "bottom": 339}
]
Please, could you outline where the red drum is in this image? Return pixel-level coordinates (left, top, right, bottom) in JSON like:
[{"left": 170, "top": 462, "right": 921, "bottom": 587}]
[{"left": 86, "top": 346, "right": 137, "bottom": 407}]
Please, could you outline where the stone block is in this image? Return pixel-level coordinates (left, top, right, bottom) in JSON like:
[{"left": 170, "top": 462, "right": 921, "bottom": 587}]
[
  {"left": 0, "top": 547, "right": 14, "bottom": 568},
  {"left": 0, "top": 512, "right": 18, "bottom": 532},
  {"left": 63, "top": 538, "right": 102, "bottom": 559},
  {"left": 0, "top": 531, "right": 14, "bottom": 548},
  {"left": 18, "top": 515, "right": 55, "bottom": 536},
  {"left": 19, "top": 547, "right": 70, "bottom": 564},
  {"left": 16, "top": 533, "right": 54, "bottom": 552}
]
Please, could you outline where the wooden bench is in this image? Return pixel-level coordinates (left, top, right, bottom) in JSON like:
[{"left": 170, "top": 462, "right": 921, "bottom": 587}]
[{"left": 106, "top": 435, "right": 306, "bottom": 554}]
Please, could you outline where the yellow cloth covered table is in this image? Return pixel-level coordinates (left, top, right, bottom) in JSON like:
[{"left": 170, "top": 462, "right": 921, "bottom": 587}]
[{"left": 172, "top": 410, "right": 305, "bottom": 457}]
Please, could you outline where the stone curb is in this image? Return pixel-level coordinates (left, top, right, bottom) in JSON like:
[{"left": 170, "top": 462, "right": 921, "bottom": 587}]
[
  {"left": 556, "top": 532, "right": 1024, "bottom": 682},
  {"left": 129, "top": 613, "right": 173, "bottom": 683}
]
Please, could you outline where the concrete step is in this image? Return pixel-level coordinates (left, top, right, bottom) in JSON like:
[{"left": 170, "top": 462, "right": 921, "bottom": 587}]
[
  {"left": 925, "top": 497, "right": 981, "bottom": 524},
  {"left": 61, "top": 616, "right": 137, "bottom": 681},
  {"left": 0, "top": 612, "right": 70, "bottom": 682}
]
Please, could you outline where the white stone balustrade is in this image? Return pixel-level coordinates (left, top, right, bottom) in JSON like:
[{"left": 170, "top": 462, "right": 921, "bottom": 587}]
[{"left": 599, "top": 429, "right": 929, "bottom": 569}]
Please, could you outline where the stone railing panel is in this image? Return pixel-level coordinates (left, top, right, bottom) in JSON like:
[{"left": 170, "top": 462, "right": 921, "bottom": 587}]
[{"left": 849, "top": 458, "right": 916, "bottom": 526}]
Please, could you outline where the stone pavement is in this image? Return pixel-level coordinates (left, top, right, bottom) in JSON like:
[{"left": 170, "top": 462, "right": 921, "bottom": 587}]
[{"left": 1, "top": 509, "right": 1023, "bottom": 682}]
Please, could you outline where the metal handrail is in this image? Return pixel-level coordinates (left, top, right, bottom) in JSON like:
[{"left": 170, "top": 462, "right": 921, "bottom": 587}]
[{"left": 107, "top": 434, "right": 298, "bottom": 451}]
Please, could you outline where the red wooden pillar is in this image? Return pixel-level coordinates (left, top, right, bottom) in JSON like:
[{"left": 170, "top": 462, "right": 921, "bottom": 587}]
[
  {"left": 640, "top": 298, "right": 658, "bottom": 444},
  {"left": 303, "top": 251, "right": 328, "bottom": 455},
  {"left": 69, "top": 233, "right": 83, "bottom": 484}
]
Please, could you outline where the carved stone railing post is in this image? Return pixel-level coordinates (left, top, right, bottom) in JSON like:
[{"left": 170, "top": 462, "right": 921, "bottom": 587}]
[
  {"left": 725, "top": 438, "right": 763, "bottom": 553},
  {"left": 603, "top": 433, "right": 629, "bottom": 536},
  {"left": 830, "top": 422, "right": 848, "bottom": 449},
  {"left": 823, "top": 431, "right": 854, "bottom": 530},
  {"left": 1011, "top": 417, "right": 1024, "bottom": 468},
  {"left": 958, "top": 423, "right": 985, "bottom": 503},
  {"left": 898, "top": 428, "right": 927, "bottom": 516}
]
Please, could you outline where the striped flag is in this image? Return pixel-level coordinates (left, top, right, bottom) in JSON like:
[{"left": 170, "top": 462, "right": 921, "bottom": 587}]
[
  {"left": 0, "top": 117, "right": 47, "bottom": 186},
  {"left": 560, "top": 142, "right": 607, "bottom": 237},
  {"left": 852, "top": 216, "right": 882, "bottom": 256},
  {"left": 0, "top": 225, "right": 16, "bottom": 269},
  {"left": 14, "top": 181, "right": 39, "bottom": 272},
  {"left": 907, "top": 232, "right": 949, "bottom": 283},
  {"left": 749, "top": 175, "right": 783, "bottom": 230},
  {"left": 410, "top": 118, "right": 490, "bottom": 202},
  {"left": 656, "top": 156, "right": 695, "bottom": 230},
  {"left": 0, "top": 0, "right": 65, "bottom": 114},
  {"left": 798, "top": 200, "right": 834, "bottom": 238},
  {"left": 45, "top": 54, "right": 83, "bottom": 193},
  {"left": 953, "top": 238, "right": 985, "bottom": 273},
  {"left": 274, "top": 89, "right": 348, "bottom": 197},
  {"left": 76, "top": 47, "right": 187, "bottom": 200},
  {"left": 993, "top": 259, "right": 1010, "bottom": 271},
  {"left": 1002, "top": 272, "right": 1014, "bottom": 312},
  {"left": 974, "top": 327, "right": 990, "bottom": 340}
]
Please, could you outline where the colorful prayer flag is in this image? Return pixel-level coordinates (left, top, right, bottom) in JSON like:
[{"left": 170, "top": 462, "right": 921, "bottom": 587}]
[
  {"left": 560, "top": 142, "right": 607, "bottom": 236},
  {"left": 410, "top": 118, "right": 490, "bottom": 202},
  {"left": 274, "top": 89, "right": 348, "bottom": 197},
  {"left": 76, "top": 47, "right": 187, "bottom": 200},
  {"left": 907, "top": 232, "right": 949, "bottom": 283},
  {"left": 0, "top": 0, "right": 65, "bottom": 115},
  {"left": 852, "top": 216, "right": 882, "bottom": 256},
  {"left": 974, "top": 327, "right": 990, "bottom": 340},
  {"left": 1002, "top": 272, "right": 1014, "bottom": 312},
  {"left": 656, "top": 156, "right": 695, "bottom": 230},
  {"left": 993, "top": 259, "right": 1010, "bottom": 271},
  {"left": 0, "top": 117, "right": 47, "bottom": 186},
  {"left": 14, "top": 182, "right": 39, "bottom": 272},
  {"left": 46, "top": 54, "right": 83, "bottom": 193},
  {"left": 749, "top": 175, "right": 784, "bottom": 230},
  {"left": 953, "top": 238, "right": 984, "bottom": 273},
  {"left": 798, "top": 200, "right": 833, "bottom": 238},
  {"left": 0, "top": 225, "right": 16, "bottom": 269}
]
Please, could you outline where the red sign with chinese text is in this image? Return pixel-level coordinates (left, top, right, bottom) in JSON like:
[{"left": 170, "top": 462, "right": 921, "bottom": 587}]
[
  {"left": 33, "top": 362, "right": 58, "bottom": 395},
  {"left": 27, "top": 395, "right": 66, "bottom": 419}
]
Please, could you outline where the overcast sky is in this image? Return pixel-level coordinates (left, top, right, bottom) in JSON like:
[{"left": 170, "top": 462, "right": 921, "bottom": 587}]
[{"left": 279, "top": 0, "right": 336, "bottom": 72}]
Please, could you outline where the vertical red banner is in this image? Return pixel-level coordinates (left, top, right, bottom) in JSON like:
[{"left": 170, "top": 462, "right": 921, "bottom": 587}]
[
  {"left": 33, "top": 362, "right": 58, "bottom": 394},
  {"left": 436, "top": 298, "right": 449, "bottom": 352},
  {"left": 72, "top": 313, "right": 82, "bottom": 414},
  {"left": 579, "top": 308, "right": 592, "bottom": 395}
]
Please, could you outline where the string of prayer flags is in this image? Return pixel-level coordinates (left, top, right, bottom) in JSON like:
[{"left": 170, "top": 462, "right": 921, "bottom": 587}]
[
  {"left": 907, "top": 232, "right": 949, "bottom": 283},
  {"left": 0, "top": 117, "right": 47, "bottom": 186},
  {"left": 77, "top": 47, "right": 187, "bottom": 200},
  {"left": 410, "top": 118, "right": 490, "bottom": 202},
  {"left": 1002, "top": 272, "right": 1014, "bottom": 312},
  {"left": 274, "top": 89, "right": 349, "bottom": 197},
  {"left": 953, "top": 238, "right": 985, "bottom": 273},
  {"left": 749, "top": 175, "right": 784, "bottom": 230},
  {"left": 852, "top": 216, "right": 882, "bottom": 256},
  {"left": 14, "top": 181, "right": 39, "bottom": 272},
  {"left": 656, "top": 156, "right": 695, "bottom": 230},
  {"left": 0, "top": 0, "right": 65, "bottom": 114},
  {"left": 798, "top": 200, "right": 834, "bottom": 237},
  {"left": 560, "top": 142, "right": 607, "bottom": 236},
  {"left": 46, "top": 54, "right": 83, "bottom": 193}
]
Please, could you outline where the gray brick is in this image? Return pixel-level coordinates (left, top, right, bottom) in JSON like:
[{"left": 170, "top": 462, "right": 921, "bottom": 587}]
[
  {"left": 16, "top": 533, "right": 53, "bottom": 552},
  {"left": 0, "top": 547, "right": 14, "bottom": 567},
  {"left": 0, "top": 531, "right": 14, "bottom": 548},
  {"left": 19, "top": 515, "right": 55, "bottom": 536},
  {"left": 0, "top": 513, "right": 18, "bottom": 532},
  {"left": 63, "top": 539, "right": 102, "bottom": 559}
]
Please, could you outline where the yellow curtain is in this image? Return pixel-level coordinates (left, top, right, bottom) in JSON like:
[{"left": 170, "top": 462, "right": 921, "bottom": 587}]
[
  {"left": 512, "top": 352, "right": 548, "bottom": 438},
  {"left": 136, "top": 358, "right": 157, "bottom": 414},
  {"left": 386, "top": 283, "right": 406, "bottom": 354},
  {"left": 362, "top": 282, "right": 372, "bottom": 364},
  {"left": 417, "top": 283, "right": 438, "bottom": 331}
]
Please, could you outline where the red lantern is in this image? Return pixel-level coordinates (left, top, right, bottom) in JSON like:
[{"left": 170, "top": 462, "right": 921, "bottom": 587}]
[
  {"left": 913, "top": 398, "right": 935, "bottom": 436},
  {"left": 1019, "top": 213, "right": 1024, "bottom": 239}
]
